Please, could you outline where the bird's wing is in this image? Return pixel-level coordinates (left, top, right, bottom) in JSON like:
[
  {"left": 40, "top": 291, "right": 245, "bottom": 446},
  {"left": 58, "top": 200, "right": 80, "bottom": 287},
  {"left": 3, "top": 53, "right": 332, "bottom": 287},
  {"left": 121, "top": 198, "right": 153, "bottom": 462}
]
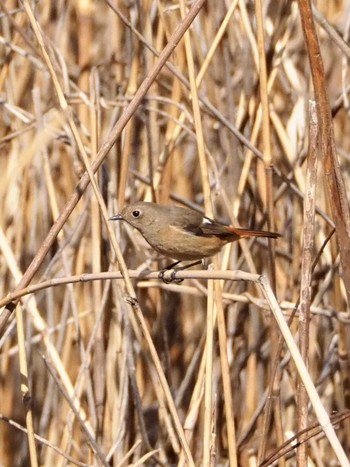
[
  {"left": 197, "top": 218, "right": 236, "bottom": 237},
  {"left": 181, "top": 216, "right": 231, "bottom": 237}
]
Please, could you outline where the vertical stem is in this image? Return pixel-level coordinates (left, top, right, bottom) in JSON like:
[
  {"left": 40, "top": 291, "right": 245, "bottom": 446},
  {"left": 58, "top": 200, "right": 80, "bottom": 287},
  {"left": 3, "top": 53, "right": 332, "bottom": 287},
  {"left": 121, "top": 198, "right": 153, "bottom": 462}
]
[
  {"left": 203, "top": 277, "right": 215, "bottom": 467},
  {"left": 297, "top": 101, "right": 318, "bottom": 464},
  {"left": 254, "top": 0, "right": 282, "bottom": 462},
  {"left": 215, "top": 281, "right": 238, "bottom": 467},
  {"left": 16, "top": 304, "right": 38, "bottom": 467}
]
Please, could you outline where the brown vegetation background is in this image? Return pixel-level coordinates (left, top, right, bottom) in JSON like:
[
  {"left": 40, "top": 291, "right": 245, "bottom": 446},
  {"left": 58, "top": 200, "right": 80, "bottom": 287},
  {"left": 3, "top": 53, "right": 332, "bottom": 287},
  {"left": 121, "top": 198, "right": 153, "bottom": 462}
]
[{"left": 1, "top": 0, "right": 350, "bottom": 465}]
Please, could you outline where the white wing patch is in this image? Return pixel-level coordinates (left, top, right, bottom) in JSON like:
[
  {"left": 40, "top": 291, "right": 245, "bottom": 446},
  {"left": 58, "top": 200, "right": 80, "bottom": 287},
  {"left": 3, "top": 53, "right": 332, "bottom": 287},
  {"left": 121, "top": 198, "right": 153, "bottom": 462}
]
[{"left": 202, "top": 216, "right": 214, "bottom": 225}]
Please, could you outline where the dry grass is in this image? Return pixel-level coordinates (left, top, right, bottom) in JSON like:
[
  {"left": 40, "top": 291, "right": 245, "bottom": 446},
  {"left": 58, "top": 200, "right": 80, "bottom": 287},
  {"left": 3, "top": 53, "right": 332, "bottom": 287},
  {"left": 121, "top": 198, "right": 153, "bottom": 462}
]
[{"left": 1, "top": 0, "right": 350, "bottom": 465}]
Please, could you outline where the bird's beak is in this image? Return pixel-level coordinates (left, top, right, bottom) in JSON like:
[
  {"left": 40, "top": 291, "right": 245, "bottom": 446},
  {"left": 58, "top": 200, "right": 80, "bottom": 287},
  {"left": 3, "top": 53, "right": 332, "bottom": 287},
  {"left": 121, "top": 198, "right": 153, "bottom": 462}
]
[{"left": 109, "top": 214, "right": 123, "bottom": 221}]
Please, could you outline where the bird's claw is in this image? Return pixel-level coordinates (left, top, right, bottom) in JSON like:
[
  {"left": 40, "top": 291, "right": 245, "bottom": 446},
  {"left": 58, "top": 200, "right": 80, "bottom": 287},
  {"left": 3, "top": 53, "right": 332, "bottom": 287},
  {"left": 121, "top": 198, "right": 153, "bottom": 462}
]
[{"left": 158, "top": 269, "right": 183, "bottom": 284}]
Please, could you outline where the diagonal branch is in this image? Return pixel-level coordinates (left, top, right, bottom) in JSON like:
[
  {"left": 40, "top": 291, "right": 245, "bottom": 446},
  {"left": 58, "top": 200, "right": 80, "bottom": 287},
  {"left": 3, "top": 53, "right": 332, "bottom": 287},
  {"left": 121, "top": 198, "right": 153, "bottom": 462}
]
[{"left": 0, "top": 0, "right": 206, "bottom": 334}]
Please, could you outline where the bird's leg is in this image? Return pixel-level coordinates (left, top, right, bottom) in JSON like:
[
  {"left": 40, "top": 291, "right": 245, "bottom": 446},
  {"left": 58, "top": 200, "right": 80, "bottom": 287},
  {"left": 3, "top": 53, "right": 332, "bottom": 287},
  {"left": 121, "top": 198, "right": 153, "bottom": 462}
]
[
  {"left": 158, "top": 260, "right": 202, "bottom": 284},
  {"left": 164, "top": 260, "right": 182, "bottom": 270},
  {"left": 172, "top": 260, "right": 202, "bottom": 272}
]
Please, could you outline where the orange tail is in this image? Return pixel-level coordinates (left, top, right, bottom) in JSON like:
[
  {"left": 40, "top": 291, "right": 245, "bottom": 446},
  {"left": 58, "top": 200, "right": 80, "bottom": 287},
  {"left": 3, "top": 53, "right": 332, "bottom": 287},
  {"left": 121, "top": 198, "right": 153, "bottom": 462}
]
[{"left": 225, "top": 226, "right": 281, "bottom": 239}]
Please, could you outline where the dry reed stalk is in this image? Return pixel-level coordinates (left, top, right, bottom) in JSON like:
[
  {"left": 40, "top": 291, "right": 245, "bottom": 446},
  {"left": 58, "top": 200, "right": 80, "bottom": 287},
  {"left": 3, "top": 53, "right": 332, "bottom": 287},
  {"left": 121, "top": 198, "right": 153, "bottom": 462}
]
[
  {"left": 296, "top": 100, "right": 318, "bottom": 464},
  {"left": 215, "top": 279, "right": 238, "bottom": 466},
  {"left": 178, "top": 1, "right": 215, "bottom": 464},
  {"left": 254, "top": 4, "right": 283, "bottom": 465}
]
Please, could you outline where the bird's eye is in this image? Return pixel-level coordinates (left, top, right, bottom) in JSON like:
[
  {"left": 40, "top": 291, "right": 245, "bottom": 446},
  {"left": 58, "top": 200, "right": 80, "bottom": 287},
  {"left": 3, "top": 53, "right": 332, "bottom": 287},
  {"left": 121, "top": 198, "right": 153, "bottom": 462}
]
[{"left": 132, "top": 210, "right": 141, "bottom": 218}]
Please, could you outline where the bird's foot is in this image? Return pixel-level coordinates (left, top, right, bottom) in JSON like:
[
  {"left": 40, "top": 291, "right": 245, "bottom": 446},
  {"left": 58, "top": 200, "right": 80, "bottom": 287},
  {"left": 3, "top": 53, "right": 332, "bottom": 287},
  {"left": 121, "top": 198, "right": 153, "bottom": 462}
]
[
  {"left": 158, "top": 268, "right": 183, "bottom": 284},
  {"left": 158, "top": 259, "right": 202, "bottom": 284}
]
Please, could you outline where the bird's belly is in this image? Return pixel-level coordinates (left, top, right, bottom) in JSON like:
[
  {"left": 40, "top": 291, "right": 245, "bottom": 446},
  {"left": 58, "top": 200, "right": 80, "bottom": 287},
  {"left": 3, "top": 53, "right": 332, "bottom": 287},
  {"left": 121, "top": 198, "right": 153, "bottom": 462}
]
[{"left": 144, "top": 231, "right": 225, "bottom": 261}]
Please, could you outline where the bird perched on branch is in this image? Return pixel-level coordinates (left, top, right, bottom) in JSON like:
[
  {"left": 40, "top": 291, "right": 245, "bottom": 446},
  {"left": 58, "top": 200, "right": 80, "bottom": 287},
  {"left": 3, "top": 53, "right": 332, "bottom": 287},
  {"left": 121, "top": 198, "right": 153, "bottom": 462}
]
[{"left": 109, "top": 201, "right": 280, "bottom": 262}]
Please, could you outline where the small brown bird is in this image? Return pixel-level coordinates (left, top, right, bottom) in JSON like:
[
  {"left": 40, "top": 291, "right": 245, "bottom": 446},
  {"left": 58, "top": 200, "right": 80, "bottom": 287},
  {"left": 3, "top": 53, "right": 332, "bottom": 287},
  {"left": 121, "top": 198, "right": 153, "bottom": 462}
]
[{"left": 109, "top": 202, "right": 280, "bottom": 261}]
